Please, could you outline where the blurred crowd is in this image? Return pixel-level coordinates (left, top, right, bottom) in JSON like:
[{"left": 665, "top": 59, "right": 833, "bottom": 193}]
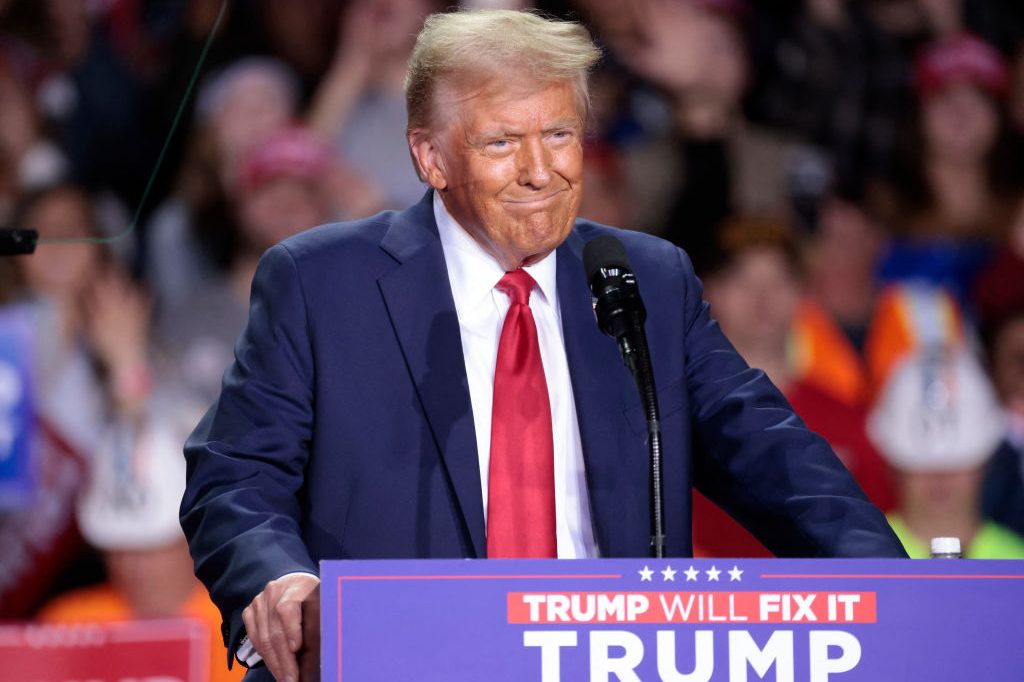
[{"left": 2, "top": 0, "right": 1024, "bottom": 676}]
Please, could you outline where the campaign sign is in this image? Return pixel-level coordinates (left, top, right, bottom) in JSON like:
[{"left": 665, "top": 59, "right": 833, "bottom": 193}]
[
  {"left": 321, "top": 558, "right": 1024, "bottom": 681},
  {"left": 0, "top": 619, "right": 209, "bottom": 682},
  {"left": 0, "top": 306, "right": 34, "bottom": 509}
]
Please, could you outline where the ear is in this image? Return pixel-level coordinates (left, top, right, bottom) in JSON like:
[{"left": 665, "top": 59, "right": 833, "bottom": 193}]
[{"left": 408, "top": 129, "right": 448, "bottom": 191}]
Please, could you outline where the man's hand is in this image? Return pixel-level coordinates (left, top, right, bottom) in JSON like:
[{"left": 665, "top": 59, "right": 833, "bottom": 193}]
[{"left": 242, "top": 573, "right": 320, "bottom": 682}]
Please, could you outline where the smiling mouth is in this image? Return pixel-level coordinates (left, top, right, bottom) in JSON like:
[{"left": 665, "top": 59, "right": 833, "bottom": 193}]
[{"left": 504, "top": 190, "right": 566, "bottom": 208}]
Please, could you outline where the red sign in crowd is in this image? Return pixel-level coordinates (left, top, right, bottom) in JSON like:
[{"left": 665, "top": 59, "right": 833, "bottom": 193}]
[{"left": 1, "top": 619, "right": 208, "bottom": 682}]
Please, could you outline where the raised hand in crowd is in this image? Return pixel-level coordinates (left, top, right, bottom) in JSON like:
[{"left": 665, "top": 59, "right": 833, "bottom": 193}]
[
  {"left": 590, "top": 0, "right": 747, "bottom": 138},
  {"left": 599, "top": 0, "right": 709, "bottom": 94},
  {"left": 307, "top": 0, "right": 426, "bottom": 141},
  {"left": 0, "top": 74, "right": 39, "bottom": 173},
  {"left": 82, "top": 267, "right": 154, "bottom": 415}
]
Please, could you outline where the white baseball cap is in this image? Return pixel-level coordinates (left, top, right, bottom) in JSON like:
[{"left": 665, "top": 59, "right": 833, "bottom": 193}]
[
  {"left": 867, "top": 346, "right": 1004, "bottom": 472},
  {"left": 76, "top": 416, "right": 187, "bottom": 551}
]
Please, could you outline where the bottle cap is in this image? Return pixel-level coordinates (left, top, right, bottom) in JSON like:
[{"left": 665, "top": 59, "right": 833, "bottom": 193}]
[{"left": 930, "top": 536, "right": 962, "bottom": 556}]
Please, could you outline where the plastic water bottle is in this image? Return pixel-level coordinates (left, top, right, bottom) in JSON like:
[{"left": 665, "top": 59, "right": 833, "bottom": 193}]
[{"left": 930, "top": 536, "right": 962, "bottom": 559}]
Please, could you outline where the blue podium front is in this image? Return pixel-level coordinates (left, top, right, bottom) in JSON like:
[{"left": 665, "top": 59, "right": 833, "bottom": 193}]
[{"left": 320, "top": 558, "right": 1024, "bottom": 681}]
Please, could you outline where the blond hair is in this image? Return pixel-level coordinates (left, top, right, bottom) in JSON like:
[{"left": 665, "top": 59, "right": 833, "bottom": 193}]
[{"left": 405, "top": 9, "right": 601, "bottom": 131}]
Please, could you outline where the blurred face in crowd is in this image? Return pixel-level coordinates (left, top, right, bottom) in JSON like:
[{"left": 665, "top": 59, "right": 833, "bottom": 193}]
[
  {"left": 808, "top": 198, "right": 883, "bottom": 323},
  {"left": 105, "top": 538, "right": 198, "bottom": 618},
  {"left": 922, "top": 83, "right": 999, "bottom": 164},
  {"left": 814, "top": 198, "right": 883, "bottom": 276},
  {"left": 237, "top": 177, "right": 328, "bottom": 252},
  {"left": 992, "top": 316, "right": 1024, "bottom": 413},
  {"left": 410, "top": 77, "right": 585, "bottom": 270},
  {"left": 706, "top": 247, "right": 802, "bottom": 353},
  {"left": 213, "top": 73, "right": 295, "bottom": 175},
  {"left": 898, "top": 466, "right": 984, "bottom": 522},
  {"left": 18, "top": 188, "right": 101, "bottom": 299}
]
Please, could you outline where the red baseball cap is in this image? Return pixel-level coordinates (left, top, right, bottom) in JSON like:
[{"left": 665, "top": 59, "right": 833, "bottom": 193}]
[
  {"left": 237, "top": 127, "right": 333, "bottom": 193},
  {"left": 914, "top": 33, "right": 1010, "bottom": 100}
]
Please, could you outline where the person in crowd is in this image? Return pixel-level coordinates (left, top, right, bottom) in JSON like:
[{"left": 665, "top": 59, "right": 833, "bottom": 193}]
[
  {"left": 698, "top": 215, "right": 894, "bottom": 556},
  {"left": 974, "top": 194, "right": 1024, "bottom": 324},
  {"left": 979, "top": 306, "right": 1024, "bottom": 537},
  {"left": 306, "top": 0, "right": 439, "bottom": 210},
  {"left": 575, "top": 0, "right": 800, "bottom": 272},
  {"left": 0, "top": 185, "right": 155, "bottom": 615},
  {"left": 703, "top": 217, "right": 861, "bottom": 405},
  {"left": 0, "top": 69, "right": 69, "bottom": 225},
  {"left": 29, "top": 0, "right": 153, "bottom": 211},
  {"left": 804, "top": 192, "right": 888, "bottom": 351},
  {"left": 745, "top": 0, "right": 909, "bottom": 188},
  {"left": 155, "top": 126, "right": 338, "bottom": 408},
  {"left": 145, "top": 57, "right": 301, "bottom": 306},
  {"left": 868, "top": 345, "right": 1024, "bottom": 558},
  {"left": 147, "top": 56, "right": 384, "bottom": 308},
  {"left": 37, "top": 409, "right": 242, "bottom": 682},
  {"left": 870, "top": 32, "right": 1019, "bottom": 306},
  {"left": 179, "top": 12, "right": 905, "bottom": 680},
  {"left": 973, "top": 200, "right": 1024, "bottom": 535}
]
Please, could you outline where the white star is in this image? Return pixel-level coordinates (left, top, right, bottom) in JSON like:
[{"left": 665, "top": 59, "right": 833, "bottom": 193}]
[
  {"left": 705, "top": 565, "right": 721, "bottom": 582},
  {"left": 684, "top": 565, "right": 700, "bottom": 581},
  {"left": 728, "top": 566, "right": 744, "bottom": 582},
  {"left": 661, "top": 566, "right": 677, "bottom": 582},
  {"left": 638, "top": 565, "right": 654, "bottom": 582}
]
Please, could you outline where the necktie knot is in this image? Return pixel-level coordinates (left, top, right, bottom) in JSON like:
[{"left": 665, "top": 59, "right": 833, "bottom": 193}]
[{"left": 497, "top": 269, "right": 535, "bottom": 306}]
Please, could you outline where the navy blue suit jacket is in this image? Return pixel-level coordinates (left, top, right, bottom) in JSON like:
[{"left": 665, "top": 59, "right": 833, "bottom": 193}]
[{"left": 181, "top": 192, "right": 905, "bottom": 667}]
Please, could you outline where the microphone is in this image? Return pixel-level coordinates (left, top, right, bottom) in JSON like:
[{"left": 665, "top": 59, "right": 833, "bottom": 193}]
[
  {"left": 582, "top": 235, "right": 665, "bottom": 558},
  {"left": 0, "top": 230, "right": 38, "bottom": 256},
  {"left": 583, "top": 235, "right": 647, "bottom": 369}
]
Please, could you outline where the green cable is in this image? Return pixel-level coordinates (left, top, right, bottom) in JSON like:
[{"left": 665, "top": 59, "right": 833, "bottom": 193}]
[{"left": 38, "top": 0, "right": 228, "bottom": 246}]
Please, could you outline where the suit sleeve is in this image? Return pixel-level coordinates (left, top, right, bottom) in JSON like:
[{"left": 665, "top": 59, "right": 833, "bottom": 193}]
[
  {"left": 180, "top": 244, "right": 318, "bottom": 659},
  {"left": 676, "top": 249, "right": 907, "bottom": 558}
]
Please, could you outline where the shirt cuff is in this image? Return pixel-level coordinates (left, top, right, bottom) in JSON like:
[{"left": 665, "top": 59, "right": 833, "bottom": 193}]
[{"left": 237, "top": 635, "right": 261, "bottom": 666}]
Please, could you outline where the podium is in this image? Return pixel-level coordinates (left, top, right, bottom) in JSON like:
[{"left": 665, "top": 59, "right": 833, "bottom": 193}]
[{"left": 308, "top": 557, "right": 1024, "bottom": 681}]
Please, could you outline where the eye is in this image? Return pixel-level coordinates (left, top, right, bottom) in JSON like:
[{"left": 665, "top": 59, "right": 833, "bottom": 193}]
[{"left": 486, "top": 139, "right": 512, "bottom": 150}]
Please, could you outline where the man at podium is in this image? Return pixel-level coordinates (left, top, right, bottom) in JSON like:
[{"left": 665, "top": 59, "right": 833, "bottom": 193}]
[{"left": 180, "top": 9, "right": 906, "bottom": 681}]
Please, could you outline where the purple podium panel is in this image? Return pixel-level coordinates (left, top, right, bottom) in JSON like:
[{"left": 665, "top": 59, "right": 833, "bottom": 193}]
[{"left": 320, "top": 558, "right": 1024, "bottom": 681}]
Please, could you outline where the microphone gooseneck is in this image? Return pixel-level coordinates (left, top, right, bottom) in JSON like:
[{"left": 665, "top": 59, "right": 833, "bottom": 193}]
[{"left": 583, "top": 235, "right": 665, "bottom": 559}]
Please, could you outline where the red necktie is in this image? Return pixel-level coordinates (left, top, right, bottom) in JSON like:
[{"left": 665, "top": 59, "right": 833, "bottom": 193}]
[{"left": 487, "top": 269, "right": 557, "bottom": 558}]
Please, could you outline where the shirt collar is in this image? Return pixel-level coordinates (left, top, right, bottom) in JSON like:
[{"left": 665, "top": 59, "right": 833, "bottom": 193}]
[{"left": 433, "top": 191, "right": 558, "bottom": 309}]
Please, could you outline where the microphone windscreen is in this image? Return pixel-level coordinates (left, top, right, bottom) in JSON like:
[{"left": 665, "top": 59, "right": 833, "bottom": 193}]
[{"left": 583, "top": 235, "right": 632, "bottom": 282}]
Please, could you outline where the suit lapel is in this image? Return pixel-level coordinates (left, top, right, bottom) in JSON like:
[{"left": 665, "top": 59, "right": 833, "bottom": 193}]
[
  {"left": 557, "top": 231, "right": 651, "bottom": 557},
  {"left": 377, "top": 194, "right": 486, "bottom": 557}
]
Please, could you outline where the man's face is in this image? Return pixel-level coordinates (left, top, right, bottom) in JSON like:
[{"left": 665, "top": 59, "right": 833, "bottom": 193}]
[{"left": 410, "top": 78, "right": 584, "bottom": 270}]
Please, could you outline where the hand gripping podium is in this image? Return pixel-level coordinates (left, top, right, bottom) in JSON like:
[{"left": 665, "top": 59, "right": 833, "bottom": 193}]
[{"left": 302, "top": 558, "right": 1024, "bottom": 681}]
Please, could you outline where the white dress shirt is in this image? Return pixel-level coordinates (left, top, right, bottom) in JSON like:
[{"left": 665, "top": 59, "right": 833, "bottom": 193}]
[{"left": 433, "top": 192, "right": 599, "bottom": 559}]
